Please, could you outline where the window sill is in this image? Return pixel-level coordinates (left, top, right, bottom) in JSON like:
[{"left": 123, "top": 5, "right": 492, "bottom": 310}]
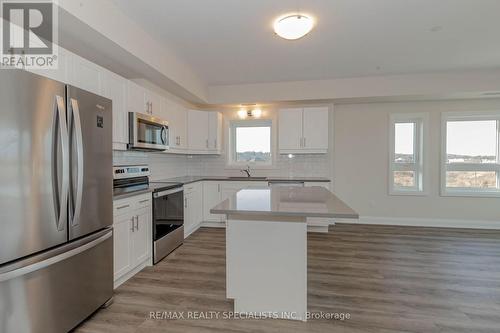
[
  {"left": 441, "top": 189, "right": 500, "bottom": 198},
  {"left": 389, "top": 189, "right": 428, "bottom": 197}
]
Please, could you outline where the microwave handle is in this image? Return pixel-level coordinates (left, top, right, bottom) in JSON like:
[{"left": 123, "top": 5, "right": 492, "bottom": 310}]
[{"left": 161, "top": 126, "right": 168, "bottom": 145}]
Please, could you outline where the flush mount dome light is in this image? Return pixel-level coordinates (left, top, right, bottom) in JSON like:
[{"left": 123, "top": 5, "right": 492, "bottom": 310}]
[{"left": 273, "top": 14, "right": 314, "bottom": 40}]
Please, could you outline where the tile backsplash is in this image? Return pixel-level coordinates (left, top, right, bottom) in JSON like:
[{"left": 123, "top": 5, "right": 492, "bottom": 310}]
[
  {"left": 114, "top": 150, "right": 331, "bottom": 180},
  {"left": 113, "top": 150, "right": 188, "bottom": 180}
]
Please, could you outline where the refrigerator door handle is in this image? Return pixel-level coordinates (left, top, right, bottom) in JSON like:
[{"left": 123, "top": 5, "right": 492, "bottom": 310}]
[
  {"left": 70, "top": 98, "right": 84, "bottom": 227},
  {"left": 0, "top": 230, "right": 112, "bottom": 283},
  {"left": 53, "top": 95, "right": 69, "bottom": 231}
]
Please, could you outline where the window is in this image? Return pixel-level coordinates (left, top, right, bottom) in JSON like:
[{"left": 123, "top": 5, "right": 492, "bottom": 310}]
[
  {"left": 441, "top": 112, "right": 500, "bottom": 196},
  {"left": 389, "top": 113, "right": 428, "bottom": 195},
  {"left": 229, "top": 120, "right": 272, "bottom": 166}
]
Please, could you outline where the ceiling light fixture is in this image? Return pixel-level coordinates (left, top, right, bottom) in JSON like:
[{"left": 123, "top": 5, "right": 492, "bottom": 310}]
[
  {"left": 273, "top": 13, "right": 314, "bottom": 40},
  {"left": 237, "top": 108, "right": 263, "bottom": 119}
]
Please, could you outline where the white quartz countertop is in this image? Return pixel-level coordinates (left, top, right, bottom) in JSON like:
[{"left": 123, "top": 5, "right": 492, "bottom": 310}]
[{"left": 211, "top": 186, "right": 359, "bottom": 219}]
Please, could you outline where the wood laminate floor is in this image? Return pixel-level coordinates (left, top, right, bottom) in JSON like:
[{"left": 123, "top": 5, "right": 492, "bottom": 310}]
[{"left": 74, "top": 224, "right": 500, "bottom": 333}]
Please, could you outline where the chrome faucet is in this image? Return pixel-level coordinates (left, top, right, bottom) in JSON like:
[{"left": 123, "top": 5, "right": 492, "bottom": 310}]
[{"left": 241, "top": 165, "right": 251, "bottom": 178}]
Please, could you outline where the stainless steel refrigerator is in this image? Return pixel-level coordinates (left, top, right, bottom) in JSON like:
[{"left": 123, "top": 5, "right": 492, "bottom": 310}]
[{"left": 0, "top": 69, "right": 113, "bottom": 333}]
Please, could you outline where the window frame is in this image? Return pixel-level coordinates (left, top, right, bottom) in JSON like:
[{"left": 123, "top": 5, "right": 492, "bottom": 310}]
[
  {"left": 441, "top": 111, "right": 500, "bottom": 197},
  {"left": 389, "top": 113, "right": 429, "bottom": 196},
  {"left": 227, "top": 119, "right": 273, "bottom": 167}
]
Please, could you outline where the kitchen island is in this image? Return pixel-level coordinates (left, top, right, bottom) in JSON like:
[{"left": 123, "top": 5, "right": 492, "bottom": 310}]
[{"left": 210, "top": 186, "right": 358, "bottom": 321}]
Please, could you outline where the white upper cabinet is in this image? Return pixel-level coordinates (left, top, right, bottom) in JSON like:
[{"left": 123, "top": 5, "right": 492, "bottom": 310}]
[
  {"left": 208, "top": 111, "right": 223, "bottom": 152},
  {"left": 68, "top": 53, "right": 102, "bottom": 95},
  {"left": 278, "top": 107, "right": 329, "bottom": 154},
  {"left": 302, "top": 107, "right": 329, "bottom": 151},
  {"left": 187, "top": 110, "right": 210, "bottom": 152},
  {"left": 127, "top": 81, "right": 164, "bottom": 117},
  {"left": 127, "top": 81, "right": 147, "bottom": 114},
  {"left": 102, "top": 70, "right": 128, "bottom": 149},
  {"left": 145, "top": 90, "right": 162, "bottom": 116},
  {"left": 278, "top": 108, "right": 303, "bottom": 151},
  {"left": 162, "top": 98, "right": 187, "bottom": 151},
  {"left": 187, "top": 110, "right": 223, "bottom": 154}
]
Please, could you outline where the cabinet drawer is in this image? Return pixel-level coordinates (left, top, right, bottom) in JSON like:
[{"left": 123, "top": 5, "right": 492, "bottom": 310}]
[
  {"left": 135, "top": 195, "right": 152, "bottom": 210},
  {"left": 184, "top": 181, "right": 202, "bottom": 194},
  {"left": 113, "top": 200, "right": 134, "bottom": 217},
  {"left": 114, "top": 193, "right": 152, "bottom": 217}
]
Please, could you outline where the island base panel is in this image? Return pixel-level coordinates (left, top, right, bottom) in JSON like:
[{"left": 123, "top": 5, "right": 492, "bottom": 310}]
[{"left": 226, "top": 215, "right": 307, "bottom": 321}]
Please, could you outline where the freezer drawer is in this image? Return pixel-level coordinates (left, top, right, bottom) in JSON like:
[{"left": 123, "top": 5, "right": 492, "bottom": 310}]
[{"left": 0, "top": 229, "right": 113, "bottom": 333}]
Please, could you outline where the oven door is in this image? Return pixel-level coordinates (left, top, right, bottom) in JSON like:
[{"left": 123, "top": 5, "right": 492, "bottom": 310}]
[
  {"left": 129, "top": 112, "right": 168, "bottom": 151},
  {"left": 153, "top": 187, "right": 184, "bottom": 263}
]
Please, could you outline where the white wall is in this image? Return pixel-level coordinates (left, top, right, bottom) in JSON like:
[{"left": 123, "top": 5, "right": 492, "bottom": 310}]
[{"left": 333, "top": 98, "right": 500, "bottom": 223}]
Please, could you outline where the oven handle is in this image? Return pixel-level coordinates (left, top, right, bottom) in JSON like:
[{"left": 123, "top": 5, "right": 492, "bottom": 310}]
[{"left": 153, "top": 187, "right": 183, "bottom": 198}]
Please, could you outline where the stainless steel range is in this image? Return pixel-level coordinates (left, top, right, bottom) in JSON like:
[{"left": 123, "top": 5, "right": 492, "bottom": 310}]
[
  {"left": 150, "top": 180, "right": 185, "bottom": 264},
  {"left": 112, "top": 166, "right": 184, "bottom": 264}
]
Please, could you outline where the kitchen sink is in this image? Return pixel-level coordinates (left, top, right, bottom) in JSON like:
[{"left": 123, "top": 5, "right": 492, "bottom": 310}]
[{"left": 228, "top": 176, "right": 267, "bottom": 180}]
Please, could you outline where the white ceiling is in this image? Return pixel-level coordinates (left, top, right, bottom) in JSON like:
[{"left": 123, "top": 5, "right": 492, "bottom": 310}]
[{"left": 112, "top": 0, "right": 500, "bottom": 86}]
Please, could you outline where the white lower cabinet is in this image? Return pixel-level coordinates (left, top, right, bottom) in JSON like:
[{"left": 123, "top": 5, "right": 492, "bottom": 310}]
[
  {"left": 203, "top": 181, "right": 223, "bottom": 223},
  {"left": 113, "top": 193, "right": 152, "bottom": 288},
  {"left": 113, "top": 213, "right": 133, "bottom": 281},
  {"left": 184, "top": 182, "right": 203, "bottom": 238},
  {"left": 219, "top": 181, "right": 267, "bottom": 222}
]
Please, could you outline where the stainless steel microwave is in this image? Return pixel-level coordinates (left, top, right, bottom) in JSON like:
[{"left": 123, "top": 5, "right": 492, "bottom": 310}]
[{"left": 128, "top": 112, "right": 169, "bottom": 151}]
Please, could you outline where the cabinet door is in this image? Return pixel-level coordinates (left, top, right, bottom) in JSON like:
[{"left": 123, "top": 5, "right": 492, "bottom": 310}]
[
  {"left": 184, "top": 192, "right": 194, "bottom": 237},
  {"left": 102, "top": 70, "right": 128, "bottom": 147},
  {"left": 113, "top": 213, "right": 133, "bottom": 281},
  {"left": 163, "top": 100, "right": 187, "bottom": 150},
  {"left": 203, "top": 182, "right": 222, "bottom": 222},
  {"left": 302, "top": 107, "right": 329, "bottom": 152},
  {"left": 146, "top": 90, "right": 163, "bottom": 116},
  {"left": 68, "top": 54, "right": 101, "bottom": 95},
  {"left": 208, "top": 112, "right": 222, "bottom": 152},
  {"left": 184, "top": 184, "right": 203, "bottom": 237},
  {"left": 279, "top": 108, "right": 303, "bottom": 152},
  {"left": 127, "top": 81, "right": 147, "bottom": 114},
  {"left": 131, "top": 208, "right": 151, "bottom": 266},
  {"left": 220, "top": 183, "right": 242, "bottom": 222},
  {"left": 187, "top": 110, "right": 209, "bottom": 151},
  {"left": 176, "top": 108, "right": 188, "bottom": 150}
]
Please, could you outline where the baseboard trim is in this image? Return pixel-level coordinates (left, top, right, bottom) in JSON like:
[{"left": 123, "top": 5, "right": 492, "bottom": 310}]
[
  {"left": 335, "top": 216, "right": 500, "bottom": 230},
  {"left": 114, "top": 259, "right": 149, "bottom": 289},
  {"left": 200, "top": 221, "right": 226, "bottom": 228}
]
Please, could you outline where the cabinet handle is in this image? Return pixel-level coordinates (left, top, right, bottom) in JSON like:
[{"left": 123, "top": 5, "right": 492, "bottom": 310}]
[
  {"left": 139, "top": 199, "right": 149, "bottom": 204},
  {"left": 135, "top": 215, "right": 139, "bottom": 231},
  {"left": 206, "top": 139, "right": 209, "bottom": 148},
  {"left": 116, "top": 204, "right": 130, "bottom": 210},
  {"left": 303, "top": 137, "right": 306, "bottom": 147},
  {"left": 130, "top": 217, "right": 135, "bottom": 232},
  {"left": 184, "top": 198, "right": 187, "bottom": 208}
]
